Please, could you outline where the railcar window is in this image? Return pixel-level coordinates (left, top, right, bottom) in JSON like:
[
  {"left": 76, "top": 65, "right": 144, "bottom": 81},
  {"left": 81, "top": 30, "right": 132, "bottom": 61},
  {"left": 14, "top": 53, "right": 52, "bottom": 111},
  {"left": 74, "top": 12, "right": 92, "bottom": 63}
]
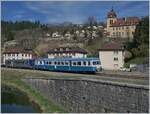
[
  {"left": 83, "top": 61, "right": 86, "bottom": 66},
  {"left": 49, "top": 62, "right": 52, "bottom": 65},
  {"left": 65, "top": 62, "right": 69, "bottom": 65},
  {"left": 54, "top": 61, "right": 57, "bottom": 65},
  {"left": 46, "top": 61, "right": 48, "bottom": 64},
  {"left": 58, "top": 62, "right": 60, "bottom": 65},
  {"left": 77, "top": 62, "right": 81, "bottom": 66},
  {"left": 88, "top": 61, "right": 90, "bottom": 66},
  {"left": 61, "top": 62, "right": 64, "bottom": 65},
  {"left": 93, "top": 61, "right": 97, "bottom": 65},
  {"left": 73, "top": 62, "right": 77, "bottom": 66}
]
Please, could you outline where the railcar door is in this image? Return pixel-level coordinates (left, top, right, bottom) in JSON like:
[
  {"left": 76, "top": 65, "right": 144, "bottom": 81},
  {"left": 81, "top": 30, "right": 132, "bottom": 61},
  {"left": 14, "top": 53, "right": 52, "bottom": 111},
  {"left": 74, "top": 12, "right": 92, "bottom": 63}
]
[
  {"left": 69, "top": 60, "right": 71, "bottom": 71},
  {"left": 54, "top": 61, "right": 57, "bottom": 69}
]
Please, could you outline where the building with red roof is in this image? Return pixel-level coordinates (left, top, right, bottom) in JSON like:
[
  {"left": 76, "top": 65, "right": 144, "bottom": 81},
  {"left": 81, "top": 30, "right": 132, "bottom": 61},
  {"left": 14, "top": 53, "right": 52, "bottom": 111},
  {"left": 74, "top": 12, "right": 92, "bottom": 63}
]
[
  {"left": 47, "top": 46, "right": 88, "bottom": 58},
  {"left": 2, "top": 47, "right": 35, "bottom": 64},
  {"left": 106, "top": 8, "right": 140, "bottom": 39}
]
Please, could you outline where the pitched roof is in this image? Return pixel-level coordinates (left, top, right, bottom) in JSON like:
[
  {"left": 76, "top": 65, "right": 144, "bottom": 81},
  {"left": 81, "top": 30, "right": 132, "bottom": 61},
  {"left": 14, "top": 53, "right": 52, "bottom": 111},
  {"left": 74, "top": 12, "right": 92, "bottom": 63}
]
[
  {"left": 48, "top": 46, "right": 88, "bottom": 54},
  {"left": 99, "top": 42, "right": 124, "bottom": 51},
  {"left": 110, "top": 17, "right": 140, "bottom": 27},
  {"left": 107, "top": 8, "right": 117, "bottom": 18},
  {"left": 3, "top": 47, "right": 33, "bottom": 54},
  {"left": 37, "top": 57, "right": 99, "bottom": 61}
]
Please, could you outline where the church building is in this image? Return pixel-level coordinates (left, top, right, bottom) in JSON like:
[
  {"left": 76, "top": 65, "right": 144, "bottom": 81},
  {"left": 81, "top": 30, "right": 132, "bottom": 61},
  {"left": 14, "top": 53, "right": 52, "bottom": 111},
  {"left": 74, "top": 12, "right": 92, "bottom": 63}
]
[{"left": 106, "top": 8, "right": 140, "bottom": 39}]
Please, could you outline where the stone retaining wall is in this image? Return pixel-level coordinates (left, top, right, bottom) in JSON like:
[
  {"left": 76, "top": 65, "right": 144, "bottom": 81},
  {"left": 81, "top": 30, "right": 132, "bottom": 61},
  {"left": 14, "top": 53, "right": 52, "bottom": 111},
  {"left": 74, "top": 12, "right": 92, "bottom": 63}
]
[{"left": 23, "top": 77, "right": 149, "bottom": 113}]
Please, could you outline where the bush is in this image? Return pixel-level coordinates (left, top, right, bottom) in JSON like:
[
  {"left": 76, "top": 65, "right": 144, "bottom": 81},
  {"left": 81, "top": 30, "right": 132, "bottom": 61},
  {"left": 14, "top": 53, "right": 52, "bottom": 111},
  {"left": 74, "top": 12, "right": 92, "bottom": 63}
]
[{"left": 124, "top": 57, "right": 146, "bottom": 68}]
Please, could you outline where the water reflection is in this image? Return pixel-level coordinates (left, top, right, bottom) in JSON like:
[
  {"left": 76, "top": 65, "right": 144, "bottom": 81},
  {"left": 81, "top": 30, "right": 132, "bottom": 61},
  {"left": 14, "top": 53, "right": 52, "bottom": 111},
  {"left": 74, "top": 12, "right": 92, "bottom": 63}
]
[{"left": 1, "top": 86, "right": 42, "bottom": 113}]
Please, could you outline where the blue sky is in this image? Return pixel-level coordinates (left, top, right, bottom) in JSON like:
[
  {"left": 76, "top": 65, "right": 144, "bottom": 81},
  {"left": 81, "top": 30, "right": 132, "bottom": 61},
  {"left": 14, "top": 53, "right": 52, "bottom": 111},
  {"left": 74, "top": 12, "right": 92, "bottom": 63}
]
[{"left": 1, "top": 1, "right": 149, "bottom": 24}]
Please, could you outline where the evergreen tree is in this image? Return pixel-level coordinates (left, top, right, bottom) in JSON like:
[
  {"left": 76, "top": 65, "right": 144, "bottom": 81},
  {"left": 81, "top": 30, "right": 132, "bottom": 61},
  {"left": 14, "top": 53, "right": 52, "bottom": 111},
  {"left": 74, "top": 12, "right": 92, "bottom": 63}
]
[
  {"left": 126, "top": 16, "right": 149, "bottom": 57},
  {"left": 134, "top": 16, "right": 149, "bottom": 46}
]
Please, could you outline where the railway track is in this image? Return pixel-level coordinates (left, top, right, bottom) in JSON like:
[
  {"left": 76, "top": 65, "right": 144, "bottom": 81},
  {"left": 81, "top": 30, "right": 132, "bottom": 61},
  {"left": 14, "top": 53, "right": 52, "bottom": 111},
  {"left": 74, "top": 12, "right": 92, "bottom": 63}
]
[
  {"left": 2, "top": 67, "right": 148, "bottom": 80},
  {"left": 95, "top": 72, "right": 149, "bottom": 80}
]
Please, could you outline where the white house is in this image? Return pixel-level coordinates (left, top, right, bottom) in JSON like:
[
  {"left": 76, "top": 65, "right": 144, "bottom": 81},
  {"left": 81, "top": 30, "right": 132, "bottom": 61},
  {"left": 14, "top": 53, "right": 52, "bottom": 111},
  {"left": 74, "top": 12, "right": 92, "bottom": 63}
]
[
  {"left": 98, "top": 25, "right": 104, "bottom": 29},
  {"left": 2, "top": 48, "right": 34, "bottom": 65},
  {"left": 52, "top": 32, "right": 62, "bottom": 38},
  {"left": 81, "top": 30, "right": 85, "bottom": 33},
  {"left": 48, "top": 46, "right": 87, "bottom": 58},
  {"left": 75, "top": 30, "right": 79, "bottom": 34},
  {"left": 64, "top": 32, "right": 71, "bottom": 39},
  {"left": 99, "top": 42, "right": 125, "bottom": 70},
  {"left": 93, "top": 26, "right": 97, "bottom": 30}
]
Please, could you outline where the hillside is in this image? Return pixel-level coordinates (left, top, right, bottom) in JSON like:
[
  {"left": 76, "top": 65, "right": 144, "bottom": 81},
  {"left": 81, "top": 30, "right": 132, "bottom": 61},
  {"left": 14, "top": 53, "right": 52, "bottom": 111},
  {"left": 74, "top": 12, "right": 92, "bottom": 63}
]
[
  {"left": 1, "top": 20, "right": 106, "bottom": 57},
  {"left": 1, "top": 16, "right": 149, "bottom": 67}
]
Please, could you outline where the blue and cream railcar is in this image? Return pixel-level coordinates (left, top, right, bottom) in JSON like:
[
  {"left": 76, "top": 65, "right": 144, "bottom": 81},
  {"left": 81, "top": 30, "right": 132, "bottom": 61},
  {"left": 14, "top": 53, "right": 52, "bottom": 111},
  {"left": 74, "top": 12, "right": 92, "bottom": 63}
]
[{"left": 34, "top": 58, "right": 101, "bottom": 73}]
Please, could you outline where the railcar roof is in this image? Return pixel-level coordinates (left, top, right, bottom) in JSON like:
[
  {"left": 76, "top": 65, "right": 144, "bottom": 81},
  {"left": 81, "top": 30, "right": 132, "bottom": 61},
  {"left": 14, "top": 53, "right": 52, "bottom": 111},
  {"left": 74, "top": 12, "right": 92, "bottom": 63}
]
[{"left": 36, "top": 58, "right": 100, "bottom": 61}]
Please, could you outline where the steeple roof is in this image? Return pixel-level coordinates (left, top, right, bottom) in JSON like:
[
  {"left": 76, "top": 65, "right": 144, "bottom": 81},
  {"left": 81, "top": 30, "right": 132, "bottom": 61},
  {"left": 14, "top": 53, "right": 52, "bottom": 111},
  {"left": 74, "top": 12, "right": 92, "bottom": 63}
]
[{"left": 107, "top": 7, "right": 117, "bottom": 18}]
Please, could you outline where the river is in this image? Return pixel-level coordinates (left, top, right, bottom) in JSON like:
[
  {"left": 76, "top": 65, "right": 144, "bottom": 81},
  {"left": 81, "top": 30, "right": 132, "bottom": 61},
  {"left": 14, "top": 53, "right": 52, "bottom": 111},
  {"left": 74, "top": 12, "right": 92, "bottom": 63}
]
[{"left": 1, "top": 85, "right": 42, "bottom": 113}]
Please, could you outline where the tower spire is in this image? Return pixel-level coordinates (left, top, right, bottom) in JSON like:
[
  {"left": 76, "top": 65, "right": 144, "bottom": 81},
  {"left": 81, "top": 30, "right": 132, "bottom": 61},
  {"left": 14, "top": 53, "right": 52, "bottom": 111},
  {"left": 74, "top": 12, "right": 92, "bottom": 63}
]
[
  {"left": 111, "top": 6, "right": 114, "bottom": 11},
  {"left": 107, "top": 6, "right": 117, "bottom": 18}
]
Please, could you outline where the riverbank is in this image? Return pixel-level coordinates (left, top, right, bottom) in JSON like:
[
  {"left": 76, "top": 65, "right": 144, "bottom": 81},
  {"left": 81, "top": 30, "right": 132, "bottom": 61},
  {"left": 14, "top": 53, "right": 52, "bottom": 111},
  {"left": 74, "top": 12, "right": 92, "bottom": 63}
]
[
  {"left": 2, "top": 84, "right": 42, "bottom": 113},
  {"left": 1, "top": 68, "right": 66, "bottom": 113}
]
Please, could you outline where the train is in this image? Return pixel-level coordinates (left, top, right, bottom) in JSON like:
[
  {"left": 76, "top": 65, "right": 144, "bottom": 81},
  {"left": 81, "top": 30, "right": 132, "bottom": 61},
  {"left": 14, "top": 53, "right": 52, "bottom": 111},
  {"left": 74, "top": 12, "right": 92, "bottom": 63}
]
[{"left": 4, "top": 57, "right": 102, "bottom": 73}]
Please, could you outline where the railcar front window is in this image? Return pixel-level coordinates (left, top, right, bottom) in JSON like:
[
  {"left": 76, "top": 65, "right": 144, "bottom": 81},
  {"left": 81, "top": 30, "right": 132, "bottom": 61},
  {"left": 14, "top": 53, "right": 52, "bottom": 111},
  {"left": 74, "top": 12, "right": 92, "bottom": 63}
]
[
  {"left": 93, "top": 61, "right": 97, "bottom": 65},
  {"left": 92, "top": 61, "right": 100, "bottom": 65},
  {"left": 97, "top": 61, "right": 100, "bottom": 65}
]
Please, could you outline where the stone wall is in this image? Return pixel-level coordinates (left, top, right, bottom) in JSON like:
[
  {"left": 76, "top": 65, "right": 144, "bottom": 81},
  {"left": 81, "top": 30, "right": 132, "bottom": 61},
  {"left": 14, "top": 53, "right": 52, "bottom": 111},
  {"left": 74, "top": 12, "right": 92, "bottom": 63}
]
[{"left": 23, "top": 77, "right": 149, "bottom": 113}]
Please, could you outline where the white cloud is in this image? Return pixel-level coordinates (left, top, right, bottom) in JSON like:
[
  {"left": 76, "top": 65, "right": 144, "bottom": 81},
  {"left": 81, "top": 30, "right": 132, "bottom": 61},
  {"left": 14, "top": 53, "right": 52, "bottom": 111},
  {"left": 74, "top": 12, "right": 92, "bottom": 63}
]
[{"left": 25, "top": 2, "right": 51, "bottom": 14}]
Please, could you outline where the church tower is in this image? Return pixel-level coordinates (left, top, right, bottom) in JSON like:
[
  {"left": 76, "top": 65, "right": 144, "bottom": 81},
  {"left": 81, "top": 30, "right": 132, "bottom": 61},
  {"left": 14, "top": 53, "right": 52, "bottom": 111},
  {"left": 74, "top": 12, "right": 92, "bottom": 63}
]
[{"left": 106, "top": 7, "right": 117, "bottom": 31}]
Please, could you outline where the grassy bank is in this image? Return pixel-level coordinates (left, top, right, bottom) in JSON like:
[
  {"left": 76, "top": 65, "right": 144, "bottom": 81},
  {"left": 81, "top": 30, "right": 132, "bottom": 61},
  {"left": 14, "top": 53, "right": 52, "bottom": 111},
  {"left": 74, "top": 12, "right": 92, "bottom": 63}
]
[{"left": 1, "top": 68, "right": 66, "bottom": 113}]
